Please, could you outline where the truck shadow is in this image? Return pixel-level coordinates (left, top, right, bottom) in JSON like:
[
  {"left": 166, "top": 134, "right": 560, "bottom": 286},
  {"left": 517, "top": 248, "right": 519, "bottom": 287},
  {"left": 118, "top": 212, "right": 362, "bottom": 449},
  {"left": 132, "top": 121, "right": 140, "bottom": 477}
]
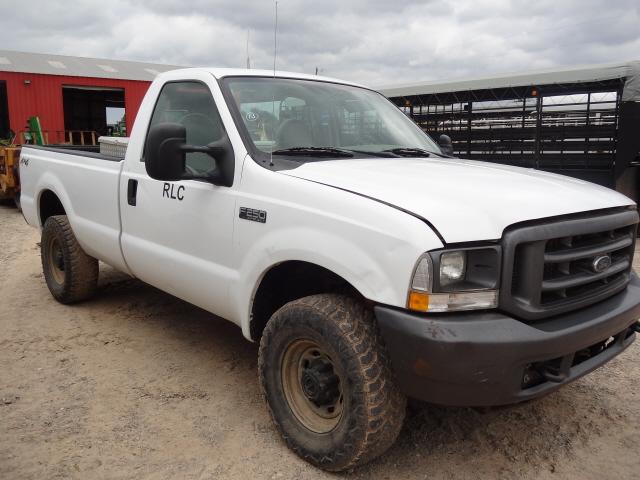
[
  {"left": 356, "top": 373, "right": 629, "bottom": 477},
  {"left": 96, "top": 263, "right": 255, "bottom": 338},
  {"left": 94, "top": 264, "right": 259, "bottom": 376},
  {"left": 92, "top": 265, "right": 630, "bottom": 478}
]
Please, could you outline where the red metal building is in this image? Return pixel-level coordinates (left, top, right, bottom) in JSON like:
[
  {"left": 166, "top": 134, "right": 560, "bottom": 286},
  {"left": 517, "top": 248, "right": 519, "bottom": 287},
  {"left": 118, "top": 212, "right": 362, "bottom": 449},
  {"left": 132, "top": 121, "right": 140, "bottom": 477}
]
[{"left": 0, "top": 50, "right": 180, "bottom": 144}]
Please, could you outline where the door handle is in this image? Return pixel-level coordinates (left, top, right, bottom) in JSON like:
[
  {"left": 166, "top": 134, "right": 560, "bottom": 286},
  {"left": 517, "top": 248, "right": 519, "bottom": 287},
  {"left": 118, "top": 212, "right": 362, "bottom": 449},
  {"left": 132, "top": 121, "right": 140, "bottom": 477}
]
[{"left": 127, "top": 179, "right": 138, "bottom": 206}]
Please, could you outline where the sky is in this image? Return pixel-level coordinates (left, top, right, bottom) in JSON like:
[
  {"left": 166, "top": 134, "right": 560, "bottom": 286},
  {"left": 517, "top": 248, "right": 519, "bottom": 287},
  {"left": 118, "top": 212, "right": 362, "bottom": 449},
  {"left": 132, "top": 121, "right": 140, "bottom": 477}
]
[{"left": 1, "top": 0, "right": 639, "bottom": 87}]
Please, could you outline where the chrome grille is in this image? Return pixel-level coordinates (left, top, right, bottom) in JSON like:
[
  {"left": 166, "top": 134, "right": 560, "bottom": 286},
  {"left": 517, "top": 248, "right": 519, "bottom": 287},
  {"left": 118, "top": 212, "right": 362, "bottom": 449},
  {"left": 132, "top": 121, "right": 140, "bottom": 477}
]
[{"left": 501, "top": 208, "right": 638, "bottom": 321}]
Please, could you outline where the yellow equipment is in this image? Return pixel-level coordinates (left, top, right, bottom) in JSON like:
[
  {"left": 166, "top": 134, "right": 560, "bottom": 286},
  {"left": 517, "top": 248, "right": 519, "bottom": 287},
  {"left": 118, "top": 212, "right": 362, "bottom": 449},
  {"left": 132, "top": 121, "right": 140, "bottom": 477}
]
[{"left": 0, "top": 146, "right": 21, "bottom": 208}]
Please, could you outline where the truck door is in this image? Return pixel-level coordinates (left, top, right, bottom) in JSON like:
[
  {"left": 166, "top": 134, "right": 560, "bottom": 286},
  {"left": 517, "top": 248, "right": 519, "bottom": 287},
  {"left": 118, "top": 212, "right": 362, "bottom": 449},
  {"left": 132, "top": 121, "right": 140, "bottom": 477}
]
[{"left": 119, "top": 77, "right": 237, "bottom": 320}]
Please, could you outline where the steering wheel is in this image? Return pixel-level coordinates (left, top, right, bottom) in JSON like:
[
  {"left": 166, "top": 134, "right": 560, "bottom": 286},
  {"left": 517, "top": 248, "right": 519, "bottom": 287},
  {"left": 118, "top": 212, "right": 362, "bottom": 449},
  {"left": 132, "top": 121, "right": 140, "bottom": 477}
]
[
  {"left": 185, "top": 164, "right": 199, "bottom": 176},
  {"left": 178, "top": 113, "right": 221, "bottom": 175},
  {"left": 178, "top": 113, "right": 220, "bottom": 145}
]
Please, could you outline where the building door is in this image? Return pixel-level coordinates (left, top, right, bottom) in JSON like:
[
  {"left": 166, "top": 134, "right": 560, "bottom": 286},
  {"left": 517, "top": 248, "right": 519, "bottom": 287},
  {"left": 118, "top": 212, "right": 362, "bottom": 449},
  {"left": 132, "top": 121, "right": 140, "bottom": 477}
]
[{"left": 62, "top": 86, "right": 125, "bottom": 144}]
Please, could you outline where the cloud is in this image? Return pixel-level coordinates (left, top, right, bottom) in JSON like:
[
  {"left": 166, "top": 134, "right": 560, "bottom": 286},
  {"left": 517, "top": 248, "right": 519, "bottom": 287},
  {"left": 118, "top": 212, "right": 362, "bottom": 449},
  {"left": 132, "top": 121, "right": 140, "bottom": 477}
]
[{"left": 1, "top": 0, "right": 638, "bottom": 87}]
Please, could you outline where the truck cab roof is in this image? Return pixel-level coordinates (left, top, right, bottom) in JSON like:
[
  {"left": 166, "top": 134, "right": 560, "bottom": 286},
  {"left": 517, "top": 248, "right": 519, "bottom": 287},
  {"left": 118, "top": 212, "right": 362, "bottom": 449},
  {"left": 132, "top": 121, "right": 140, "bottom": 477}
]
[{"left": 155, "top": 67, "right": 367, "bottom": 89}]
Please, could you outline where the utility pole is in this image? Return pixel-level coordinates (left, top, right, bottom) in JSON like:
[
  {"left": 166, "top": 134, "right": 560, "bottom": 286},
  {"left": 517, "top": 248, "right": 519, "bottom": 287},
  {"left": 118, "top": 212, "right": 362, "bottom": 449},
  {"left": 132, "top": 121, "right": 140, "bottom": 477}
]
[{"left": 246, "top": 29, "right": 251, "bottom": 69}]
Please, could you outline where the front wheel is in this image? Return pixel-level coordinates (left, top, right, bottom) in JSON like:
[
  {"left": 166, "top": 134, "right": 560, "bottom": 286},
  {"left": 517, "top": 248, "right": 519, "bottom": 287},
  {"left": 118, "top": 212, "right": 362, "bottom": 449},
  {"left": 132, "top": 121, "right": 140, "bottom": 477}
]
[
  {"left": 41, "top": 215, "right": 98, "bottom": 304},
  {"left": 258, "top": 294, "right": 406, "bottom": 471}
]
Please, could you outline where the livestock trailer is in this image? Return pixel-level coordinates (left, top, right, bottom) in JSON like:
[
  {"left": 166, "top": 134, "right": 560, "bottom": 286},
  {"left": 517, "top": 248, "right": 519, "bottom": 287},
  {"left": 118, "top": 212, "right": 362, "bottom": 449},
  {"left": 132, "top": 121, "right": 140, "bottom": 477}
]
[{"left": 381, "top": 61, "right": 640, "bottom": 201}]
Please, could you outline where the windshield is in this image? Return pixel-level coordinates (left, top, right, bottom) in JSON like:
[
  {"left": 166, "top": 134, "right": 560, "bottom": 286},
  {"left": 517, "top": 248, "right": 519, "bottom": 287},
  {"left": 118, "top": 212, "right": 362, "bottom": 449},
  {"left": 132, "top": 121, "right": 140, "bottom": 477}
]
[{"left": 221, "top": 76, "right": 442, "bottom": 160}]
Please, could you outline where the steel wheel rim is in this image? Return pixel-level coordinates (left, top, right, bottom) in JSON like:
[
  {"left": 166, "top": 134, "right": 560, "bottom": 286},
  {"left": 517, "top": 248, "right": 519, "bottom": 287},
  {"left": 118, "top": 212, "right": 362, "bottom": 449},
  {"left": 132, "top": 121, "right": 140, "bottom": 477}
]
[
  {"left": 47, "top": 236, "right": 65, "bottom": 285},
  {"left": 281, "top": 339, "right": 344, "bottom": 433}
]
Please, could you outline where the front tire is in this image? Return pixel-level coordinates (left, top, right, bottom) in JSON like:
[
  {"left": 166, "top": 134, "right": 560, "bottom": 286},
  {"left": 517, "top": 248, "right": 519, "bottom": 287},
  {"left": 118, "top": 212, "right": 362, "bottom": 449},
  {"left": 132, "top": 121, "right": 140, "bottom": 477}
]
[
  {"left": 258, "top": 294, "right": 406, "bottom": 471},
  {"left": 41, "top": 215, "right": 98, "bottom": 304}
]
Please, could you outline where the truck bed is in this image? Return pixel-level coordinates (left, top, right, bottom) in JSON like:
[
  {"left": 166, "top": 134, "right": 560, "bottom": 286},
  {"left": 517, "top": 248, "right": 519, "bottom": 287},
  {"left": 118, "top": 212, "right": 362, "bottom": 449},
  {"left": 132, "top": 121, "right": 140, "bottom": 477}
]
[
  {"left": 23, "top": 144, "right": 125, "bottom": 162},
  {"left": 19, "top": 144, "right": 129, "bottom": 272}
]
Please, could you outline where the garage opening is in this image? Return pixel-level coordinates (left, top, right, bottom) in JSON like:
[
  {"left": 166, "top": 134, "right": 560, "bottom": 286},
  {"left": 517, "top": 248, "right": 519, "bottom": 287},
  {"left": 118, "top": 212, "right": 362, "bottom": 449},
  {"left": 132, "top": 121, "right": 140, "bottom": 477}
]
[
  {"left": 62, "top": 86, "right": 125, "bottom": 144},
  {"left": 0, "top": 81, "right": 9, "bottom": 140}
]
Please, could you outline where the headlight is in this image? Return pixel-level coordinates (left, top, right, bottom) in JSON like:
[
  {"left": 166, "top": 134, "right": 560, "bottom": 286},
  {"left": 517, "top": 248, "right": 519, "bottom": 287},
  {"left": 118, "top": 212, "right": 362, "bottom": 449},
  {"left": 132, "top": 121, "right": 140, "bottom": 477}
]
[
  {"left": 440, "top": 251, "right": 466, "bottom": 287},
  {"left": 408, "top": 246, "right": 501, "bottom": 313}
]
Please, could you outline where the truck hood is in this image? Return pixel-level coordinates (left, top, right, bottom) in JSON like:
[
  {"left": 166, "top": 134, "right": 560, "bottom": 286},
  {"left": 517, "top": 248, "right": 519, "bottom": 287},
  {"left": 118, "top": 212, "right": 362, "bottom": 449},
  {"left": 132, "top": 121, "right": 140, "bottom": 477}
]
[{"left": 282, "top": 157, "right": 635, "bottom": 243}]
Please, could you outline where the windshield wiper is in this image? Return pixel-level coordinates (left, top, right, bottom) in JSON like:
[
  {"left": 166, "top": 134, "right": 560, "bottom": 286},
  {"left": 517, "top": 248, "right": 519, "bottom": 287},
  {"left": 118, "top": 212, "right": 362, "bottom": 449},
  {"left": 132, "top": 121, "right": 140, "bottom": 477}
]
[
  {"left": 271, "top": 147, "right": 354, "bottom": 158},
  {"left": 272, "top": 146, "right": 400, "bottom": 158},
  {"left": 381, "top": 147, "right": 433, "bottom": 157},
  {"left": 343, "top": 149, "right": 398, "bottom": 158}
]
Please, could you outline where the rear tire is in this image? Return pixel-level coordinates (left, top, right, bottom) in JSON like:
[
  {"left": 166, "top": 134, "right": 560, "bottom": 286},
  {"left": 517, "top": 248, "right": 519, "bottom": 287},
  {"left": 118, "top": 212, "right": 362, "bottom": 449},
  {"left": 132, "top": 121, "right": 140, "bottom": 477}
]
[
  {"left": 258, "top": 294, "right": 406, "bottom": 471},
  {"left": 41, "top": 215, "right": 98, "bottom": 304}
]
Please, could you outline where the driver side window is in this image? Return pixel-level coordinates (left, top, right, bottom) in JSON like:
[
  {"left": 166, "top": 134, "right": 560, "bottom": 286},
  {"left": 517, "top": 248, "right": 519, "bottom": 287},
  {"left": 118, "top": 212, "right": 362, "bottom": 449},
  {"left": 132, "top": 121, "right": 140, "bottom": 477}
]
[{"left": 147, "top": 81, "right": 225, "bottom": 175}]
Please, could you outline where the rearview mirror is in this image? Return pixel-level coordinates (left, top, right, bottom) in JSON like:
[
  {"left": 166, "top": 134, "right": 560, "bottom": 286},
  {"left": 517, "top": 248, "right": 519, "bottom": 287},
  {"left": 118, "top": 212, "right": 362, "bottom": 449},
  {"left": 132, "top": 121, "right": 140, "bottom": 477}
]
[
  {"left": 438, "top": 134, "right": 454, "bottom": 157},
  {"left": 144, "top": 122, "right": 235, "bottom": 187},
  {"left": 145, "top": 123, "right": 188, "bottom": 181}
]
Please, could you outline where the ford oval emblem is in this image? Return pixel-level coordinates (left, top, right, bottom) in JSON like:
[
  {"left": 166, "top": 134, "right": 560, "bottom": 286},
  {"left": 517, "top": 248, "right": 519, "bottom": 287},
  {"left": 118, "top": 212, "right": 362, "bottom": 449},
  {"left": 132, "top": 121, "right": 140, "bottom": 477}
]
[{"left": 592, "top": 255, "right": 612, "bottom": 273}]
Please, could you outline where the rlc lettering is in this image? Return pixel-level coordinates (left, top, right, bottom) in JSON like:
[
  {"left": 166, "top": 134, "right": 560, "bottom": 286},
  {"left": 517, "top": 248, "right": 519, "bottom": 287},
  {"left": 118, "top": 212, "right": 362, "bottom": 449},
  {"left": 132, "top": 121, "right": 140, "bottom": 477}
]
[{"left": 162, "top": 182, "right": 185, "bottom": 201}]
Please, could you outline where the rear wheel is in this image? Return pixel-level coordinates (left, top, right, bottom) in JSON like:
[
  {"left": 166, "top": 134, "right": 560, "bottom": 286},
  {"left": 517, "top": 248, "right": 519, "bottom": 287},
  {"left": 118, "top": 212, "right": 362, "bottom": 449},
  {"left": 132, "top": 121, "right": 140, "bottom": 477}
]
[
  {"left": 41, "top": 215, "right": 98, "bottom": 303},
  {"left": 258, "top": 294, "right": 406, "bottom": 471}
]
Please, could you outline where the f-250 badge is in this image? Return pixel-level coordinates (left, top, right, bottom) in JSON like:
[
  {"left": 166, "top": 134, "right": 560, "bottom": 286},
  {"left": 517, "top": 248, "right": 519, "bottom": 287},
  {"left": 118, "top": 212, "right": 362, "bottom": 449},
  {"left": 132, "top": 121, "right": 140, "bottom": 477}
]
[{"left": 239, "top": 207, "right": 267, "bottom": 223}]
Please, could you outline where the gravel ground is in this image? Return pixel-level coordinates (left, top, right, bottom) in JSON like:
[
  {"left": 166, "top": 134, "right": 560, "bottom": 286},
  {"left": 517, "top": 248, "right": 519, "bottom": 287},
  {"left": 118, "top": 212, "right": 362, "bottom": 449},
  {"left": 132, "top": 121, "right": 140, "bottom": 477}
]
[{"left": 1, "top": 203, "right": 639, "bottom": 480}]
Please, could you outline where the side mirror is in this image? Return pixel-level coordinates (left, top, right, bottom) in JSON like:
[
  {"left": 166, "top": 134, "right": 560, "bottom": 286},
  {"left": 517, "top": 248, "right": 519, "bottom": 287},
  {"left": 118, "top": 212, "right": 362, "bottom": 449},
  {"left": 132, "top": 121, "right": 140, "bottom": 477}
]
[
  {"left": 144, "top": 122, "right": 235, "bottom": 187},
  {"left": 438, "top": 134, "right": 454, "bottom": 157},
  {"left": 145, "top": 123, "right": 188, "bottom": 181}
]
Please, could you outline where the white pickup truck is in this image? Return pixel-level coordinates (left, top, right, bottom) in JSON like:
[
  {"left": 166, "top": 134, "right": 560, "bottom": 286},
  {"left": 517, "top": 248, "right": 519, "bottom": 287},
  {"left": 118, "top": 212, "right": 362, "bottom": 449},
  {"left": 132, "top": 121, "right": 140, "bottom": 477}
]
[{"left": 19, "top": 68, "right": 640, "bottom": 471}]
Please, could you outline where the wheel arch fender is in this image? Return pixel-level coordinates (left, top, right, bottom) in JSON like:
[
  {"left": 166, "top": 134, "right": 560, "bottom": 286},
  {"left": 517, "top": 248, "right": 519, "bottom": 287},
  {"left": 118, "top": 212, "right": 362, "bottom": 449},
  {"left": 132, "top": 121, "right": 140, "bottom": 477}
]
[
  {"left": 234, "top": 226, "right": 418, "bottom": 340},
  {"left": 35, "top": 173, "right": 75, "bottom": 228}
]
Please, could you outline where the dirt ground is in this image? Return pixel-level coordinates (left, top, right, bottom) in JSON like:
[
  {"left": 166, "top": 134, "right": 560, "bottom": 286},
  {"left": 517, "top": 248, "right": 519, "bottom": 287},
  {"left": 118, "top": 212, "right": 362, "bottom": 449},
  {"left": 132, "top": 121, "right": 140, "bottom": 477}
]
[{"left": 1, "top": 204, "right": 639, "bottom": 480}]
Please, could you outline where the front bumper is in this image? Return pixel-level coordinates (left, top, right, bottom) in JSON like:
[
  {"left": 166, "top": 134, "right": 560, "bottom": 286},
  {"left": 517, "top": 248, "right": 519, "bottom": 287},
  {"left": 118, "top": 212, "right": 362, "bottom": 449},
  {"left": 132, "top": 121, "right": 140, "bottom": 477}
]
[{"left": 375, "top": 272, "right": 640, "bottom": 407}]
